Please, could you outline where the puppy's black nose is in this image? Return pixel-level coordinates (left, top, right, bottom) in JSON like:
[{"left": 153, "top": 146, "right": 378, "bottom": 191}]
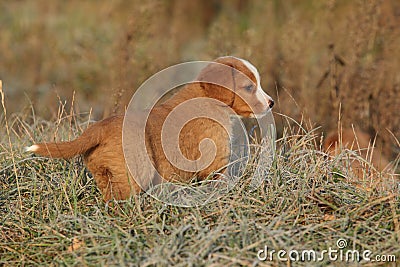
[{"left": 269, "top": 99, "right": 274, "bottom": 108}]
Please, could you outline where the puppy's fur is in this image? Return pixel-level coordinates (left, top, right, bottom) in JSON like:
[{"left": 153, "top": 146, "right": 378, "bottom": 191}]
[
  {"left": 323, "top": 128, "right": 390, "bottom": 180},
  {"left": 27, "top": 56, "right": 274, "bottom": 201}
]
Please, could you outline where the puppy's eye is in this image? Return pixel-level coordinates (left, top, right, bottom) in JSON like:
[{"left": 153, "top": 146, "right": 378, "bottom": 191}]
[{"left": 245, "top": 84, "right": 254, "bottom": 92}]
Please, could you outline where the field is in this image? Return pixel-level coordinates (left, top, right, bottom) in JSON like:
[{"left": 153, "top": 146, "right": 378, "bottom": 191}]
[
  {"left": 1, "top": 1, "right": 399, "bottom": 266},
  {"left": 1, "top": 104, "right": 398, "bottom": 266}
]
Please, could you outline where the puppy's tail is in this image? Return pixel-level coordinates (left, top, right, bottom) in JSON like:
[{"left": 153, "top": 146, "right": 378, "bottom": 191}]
[
  {"left": 26, "top": 125, "right": 102, "bottom": 159},
  {"left": 25, "top": 115, "right": 124, "bottom": 159}
]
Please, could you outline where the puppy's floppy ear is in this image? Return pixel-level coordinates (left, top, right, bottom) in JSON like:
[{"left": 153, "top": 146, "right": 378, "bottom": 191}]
[{"left": 197, "top": 59, "right": 237, "bottom": 103}]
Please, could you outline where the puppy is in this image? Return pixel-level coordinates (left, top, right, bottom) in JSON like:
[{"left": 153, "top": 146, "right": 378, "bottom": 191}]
[
  {"left": 323, "top": 128, "right": 390, "bottom": 180},
  {"left": 27, "top": 56, "right": 274, "bottom": 201}
]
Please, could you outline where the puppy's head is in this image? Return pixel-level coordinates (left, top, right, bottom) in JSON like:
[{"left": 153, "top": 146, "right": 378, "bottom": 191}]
[{"left": 197, "top": 56, "right": 274, "bottom": 117}]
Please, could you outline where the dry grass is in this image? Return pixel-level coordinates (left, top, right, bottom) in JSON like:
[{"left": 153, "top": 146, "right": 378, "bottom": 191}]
[{"left": 0, "top": 96, "right": 399, "bottom": 266}]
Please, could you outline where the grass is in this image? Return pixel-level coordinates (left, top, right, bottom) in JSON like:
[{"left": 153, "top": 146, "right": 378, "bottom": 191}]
[{"left": 1, "top": 95, "right": 399, "bottom": 266}]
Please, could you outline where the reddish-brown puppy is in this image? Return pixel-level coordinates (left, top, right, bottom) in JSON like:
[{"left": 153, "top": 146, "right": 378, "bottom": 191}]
[
  {"left": 27, "top": 56, "right": 274, "bottom": 201},
  {"left": 323, "top": 128, "right": 390, "bottom": 180}
]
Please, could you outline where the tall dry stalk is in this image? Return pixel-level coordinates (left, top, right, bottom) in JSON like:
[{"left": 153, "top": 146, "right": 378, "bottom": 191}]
[{"left": 0, "top": 80, "right": 23, "bottom": 209}]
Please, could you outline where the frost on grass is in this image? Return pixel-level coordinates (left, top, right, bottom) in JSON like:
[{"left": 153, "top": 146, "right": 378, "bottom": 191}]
[{"left": 1, "top": 110, "right": 399, "bottom": 266}]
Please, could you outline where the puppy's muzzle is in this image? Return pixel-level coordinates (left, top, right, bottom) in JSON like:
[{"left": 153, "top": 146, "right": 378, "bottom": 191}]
[{"left": 268, "top": 99, "right": 274, "bottom": 109}]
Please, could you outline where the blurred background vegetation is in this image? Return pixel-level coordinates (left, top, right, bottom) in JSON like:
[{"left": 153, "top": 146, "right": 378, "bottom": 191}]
[{"left": 0, "top": 0, "right": 399, "bottom": 160}]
